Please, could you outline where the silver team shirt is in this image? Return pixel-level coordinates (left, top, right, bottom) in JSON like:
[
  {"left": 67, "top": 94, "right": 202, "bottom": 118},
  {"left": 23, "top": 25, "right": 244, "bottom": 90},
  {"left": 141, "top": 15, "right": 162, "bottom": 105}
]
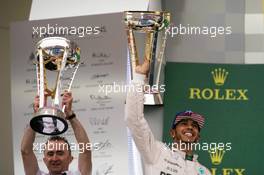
[{"left": 125, "top": 77, "right": 212, "bottom": 175}]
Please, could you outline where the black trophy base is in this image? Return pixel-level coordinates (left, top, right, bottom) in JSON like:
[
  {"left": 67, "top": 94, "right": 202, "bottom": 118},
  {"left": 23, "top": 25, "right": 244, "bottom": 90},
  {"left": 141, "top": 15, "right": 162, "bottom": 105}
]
[{"left": 30, "top": 107, "right": 68, "bottom": 135}]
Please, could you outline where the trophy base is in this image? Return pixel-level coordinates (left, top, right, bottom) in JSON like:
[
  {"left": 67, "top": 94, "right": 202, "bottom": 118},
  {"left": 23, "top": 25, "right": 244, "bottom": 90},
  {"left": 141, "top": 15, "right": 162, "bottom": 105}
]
[
  {"left": 30, "top": 107, "right": 68, "bottom": 135},
  {"left": 144, "top": 93, "right": 163, "bottom": 105}
]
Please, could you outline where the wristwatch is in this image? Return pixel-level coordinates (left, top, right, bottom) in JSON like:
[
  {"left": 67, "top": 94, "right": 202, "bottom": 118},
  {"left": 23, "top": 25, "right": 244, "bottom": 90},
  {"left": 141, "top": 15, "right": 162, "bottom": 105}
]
[{"left": 66, "top": 112, "right": 76, "bottom": 120}]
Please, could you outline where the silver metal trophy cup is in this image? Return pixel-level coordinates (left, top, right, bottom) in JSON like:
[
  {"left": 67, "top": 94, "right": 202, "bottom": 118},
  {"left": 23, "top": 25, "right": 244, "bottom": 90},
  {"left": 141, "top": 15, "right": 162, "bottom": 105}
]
[
  {"left": 30, "top": 37, "right": 80, "bottom": 135},
  {"left": 125, "top": 11, "right": 170, "bottom": 105}
]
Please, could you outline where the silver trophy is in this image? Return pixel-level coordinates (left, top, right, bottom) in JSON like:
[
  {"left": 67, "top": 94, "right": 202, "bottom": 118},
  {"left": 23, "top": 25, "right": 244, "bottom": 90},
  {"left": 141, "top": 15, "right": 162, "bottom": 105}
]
[
  {"left": 30, "top": 37, "right": 80, "bottom": 135},
  {"left": 125, "top": 11, "right": 170, "bottom": 105}
]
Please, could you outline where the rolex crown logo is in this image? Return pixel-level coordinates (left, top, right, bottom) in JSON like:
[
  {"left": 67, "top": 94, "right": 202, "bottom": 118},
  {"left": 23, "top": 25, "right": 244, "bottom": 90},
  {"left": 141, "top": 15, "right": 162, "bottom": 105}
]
[
  {"left": 211, "top": 68, "right": 228, "bottom": 86},
  {"left": 209, "top": 148, "right": 225, "bottom": 165}
]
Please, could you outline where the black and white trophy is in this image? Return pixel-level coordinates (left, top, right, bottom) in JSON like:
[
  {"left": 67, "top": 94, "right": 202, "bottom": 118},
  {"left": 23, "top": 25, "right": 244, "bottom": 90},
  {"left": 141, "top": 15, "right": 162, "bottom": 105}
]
[{"left": 30, "top": 37, "right": 80, "bottom": 135}]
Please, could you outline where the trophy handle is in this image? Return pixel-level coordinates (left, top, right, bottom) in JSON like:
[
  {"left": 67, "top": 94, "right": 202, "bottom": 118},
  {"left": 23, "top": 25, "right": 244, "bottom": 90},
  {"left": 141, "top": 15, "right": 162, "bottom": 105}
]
[
  {"left": 155, "top": 31, "right": 168, "bottom": 86},
  {"left": 37, "top": 48, "right": 45, "bottom": 108},
  {"left": 61, "top": 62, "right": 80, "bottom": 112},
  {"left": 53, "top": 47, "right": 68, "bottom": 107}
]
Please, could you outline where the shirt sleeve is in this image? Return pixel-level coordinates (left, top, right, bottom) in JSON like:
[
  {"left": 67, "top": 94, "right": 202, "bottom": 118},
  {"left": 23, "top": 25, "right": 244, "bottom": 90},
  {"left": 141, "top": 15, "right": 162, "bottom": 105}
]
[{"left": 125, "top": 73, "right": 161, "bottom": 164}]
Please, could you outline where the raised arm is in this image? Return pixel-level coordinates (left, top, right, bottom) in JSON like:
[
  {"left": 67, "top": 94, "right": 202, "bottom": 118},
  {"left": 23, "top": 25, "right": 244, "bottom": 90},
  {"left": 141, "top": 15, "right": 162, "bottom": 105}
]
[
  {"left": 62, "top": 92, "right": 92, "bottom": 175},
  {"left": 21, "top": 97, "right": 39, "bottom": 175},
  {"left": 125, "top": 59, "right": 161, "bottom": 164}
]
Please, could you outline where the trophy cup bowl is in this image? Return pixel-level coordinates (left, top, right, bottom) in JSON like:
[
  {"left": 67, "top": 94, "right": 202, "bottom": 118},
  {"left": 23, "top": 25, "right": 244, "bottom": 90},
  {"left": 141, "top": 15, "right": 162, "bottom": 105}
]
[
  {"left": 30, "top": 37, "right": 80, "bottom": 135},
  {"left": 125, "top": 11, "right": 170, "bottom": 31},
  {"left": 125, "top": 11, "right": 170, "bottom": 105}
]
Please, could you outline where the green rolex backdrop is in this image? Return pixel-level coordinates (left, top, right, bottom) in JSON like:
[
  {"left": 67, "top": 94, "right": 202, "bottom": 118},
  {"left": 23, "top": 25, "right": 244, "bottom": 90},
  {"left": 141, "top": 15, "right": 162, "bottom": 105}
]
[{"left": 163, "top": 62, "right": 264, "bottom": 175}]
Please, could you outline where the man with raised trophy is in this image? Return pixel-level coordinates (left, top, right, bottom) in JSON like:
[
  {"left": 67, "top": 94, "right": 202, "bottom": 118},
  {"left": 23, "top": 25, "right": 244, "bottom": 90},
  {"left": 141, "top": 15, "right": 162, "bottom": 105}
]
[
  {"left": 125, "top": 11, "right": 211, "bottom": 175},
  {"left": 21, "top": 37, "right": 92, "bottom": 175}
]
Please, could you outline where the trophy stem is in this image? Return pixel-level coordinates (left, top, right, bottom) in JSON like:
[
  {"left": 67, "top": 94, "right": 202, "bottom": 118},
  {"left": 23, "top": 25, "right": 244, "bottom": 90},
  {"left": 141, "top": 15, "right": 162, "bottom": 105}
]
[
  {"left": 127, "top": 29, "right": 139, "bottom": 78},
  {"left": 54, "top": 48, "right": 68, "bottom": 106},
  {"left": 38, "top": 48, "right": 45, "bottom": 108},
  {"left": 149, "top": 31, "right": 158, "bottom": 86},
  {"left": 36, "top": 63, "right": 40, "bottom": 96},
  {"left": 144, "top": 33, "right": 153, "bottom": 61},
  {"left": 53, "top": 70, "right": 60, "bottom": 99},
  {"left": 155, "top": 32, "right": 168, "bottom": 86}
]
